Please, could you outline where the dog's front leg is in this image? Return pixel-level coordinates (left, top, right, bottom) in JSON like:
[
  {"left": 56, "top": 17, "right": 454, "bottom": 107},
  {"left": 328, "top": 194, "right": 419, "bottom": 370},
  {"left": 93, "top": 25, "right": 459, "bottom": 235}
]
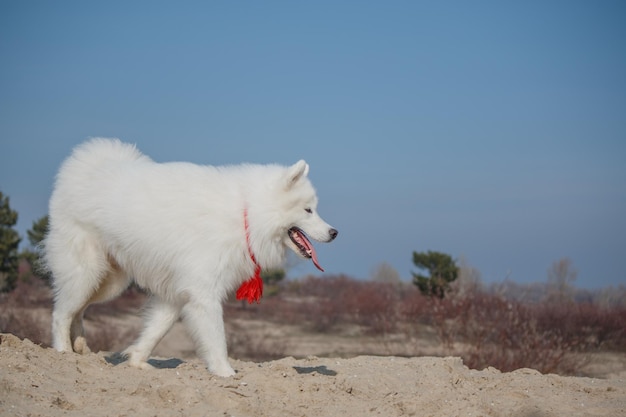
[
  {"left": 181, "top": 299, "right": 235, "bottom": 377},
  {"left": 124, "top": 297, "right": 181, "bottom": 369}
]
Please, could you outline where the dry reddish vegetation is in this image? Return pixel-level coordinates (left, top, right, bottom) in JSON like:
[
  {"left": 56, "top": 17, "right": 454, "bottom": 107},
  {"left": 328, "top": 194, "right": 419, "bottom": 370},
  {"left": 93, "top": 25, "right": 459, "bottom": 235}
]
[{"left": 2, "top": 275, "right": 625, "bottom": 376}]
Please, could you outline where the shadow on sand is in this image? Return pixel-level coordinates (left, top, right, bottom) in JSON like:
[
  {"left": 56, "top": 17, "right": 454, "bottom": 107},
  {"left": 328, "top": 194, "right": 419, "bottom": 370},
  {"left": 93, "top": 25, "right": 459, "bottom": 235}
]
[
  {"left": 293, "top": 365, "right": 337, "bottom": 376},
  {"left": 105, "top": 352, "right": 184, "bottom": 369}
]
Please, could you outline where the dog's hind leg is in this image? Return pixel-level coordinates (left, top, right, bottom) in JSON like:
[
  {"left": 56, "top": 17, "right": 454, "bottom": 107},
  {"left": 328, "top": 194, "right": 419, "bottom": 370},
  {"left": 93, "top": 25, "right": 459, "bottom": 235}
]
[
  {"left": 49, "top": 229, "right": 115, "bottom": 354},
  {"left": 69, "top": 264, "right": 131, "bottom": 354},
  {"left": 124, "top": 297, "right": 181, "bottom": 369},
  {"left": 52, "top": 269, "right": 105, "bottom": 354}
]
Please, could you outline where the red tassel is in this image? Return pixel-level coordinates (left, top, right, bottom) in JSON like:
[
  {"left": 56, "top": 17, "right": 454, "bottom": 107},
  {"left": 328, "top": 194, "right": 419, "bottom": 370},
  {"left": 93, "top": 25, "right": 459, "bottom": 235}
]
[
  {"left": 236, "top": 266, "right": 263, "bottom": 304},
  {"left": 237, "top": 207, "right": 263, "bottom": 304}
]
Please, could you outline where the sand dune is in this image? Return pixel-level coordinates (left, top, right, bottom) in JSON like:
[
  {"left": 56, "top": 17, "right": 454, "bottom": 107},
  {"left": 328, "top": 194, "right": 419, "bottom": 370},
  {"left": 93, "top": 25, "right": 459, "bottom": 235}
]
[{"left": 1, "top": 333, "right": 624, "bottom": 417}]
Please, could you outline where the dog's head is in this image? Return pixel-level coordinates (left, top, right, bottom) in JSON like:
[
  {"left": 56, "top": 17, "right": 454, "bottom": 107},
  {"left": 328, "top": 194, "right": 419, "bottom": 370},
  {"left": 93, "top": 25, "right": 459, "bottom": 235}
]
[{"left": 280, "top": 160, "right": 338, "bottom": 271}]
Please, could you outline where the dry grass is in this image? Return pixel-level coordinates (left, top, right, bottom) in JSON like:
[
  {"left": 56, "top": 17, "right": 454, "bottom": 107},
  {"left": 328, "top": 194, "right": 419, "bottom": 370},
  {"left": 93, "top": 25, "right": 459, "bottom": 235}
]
[
  {"left": 0, "top": 278, "right": 52, "bottom": 345},
  {"left": 223, "top": 275, "right": 626, "bottom": 375},
  {"left": 2, "top": 275, "right": 625, "bottom": 376}
]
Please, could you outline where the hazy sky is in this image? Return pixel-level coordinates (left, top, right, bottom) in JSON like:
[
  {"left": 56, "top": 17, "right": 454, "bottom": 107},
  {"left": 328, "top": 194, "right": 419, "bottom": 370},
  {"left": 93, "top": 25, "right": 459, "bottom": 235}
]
[{"left": 1, "top": 1, "right": 624, "bottom": 289}]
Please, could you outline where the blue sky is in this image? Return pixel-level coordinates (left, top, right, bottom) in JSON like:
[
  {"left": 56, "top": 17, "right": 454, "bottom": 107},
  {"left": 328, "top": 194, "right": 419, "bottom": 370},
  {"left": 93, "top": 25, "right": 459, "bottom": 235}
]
[{"left": 1, "top": 1, "right": 625, "bottom": 289}]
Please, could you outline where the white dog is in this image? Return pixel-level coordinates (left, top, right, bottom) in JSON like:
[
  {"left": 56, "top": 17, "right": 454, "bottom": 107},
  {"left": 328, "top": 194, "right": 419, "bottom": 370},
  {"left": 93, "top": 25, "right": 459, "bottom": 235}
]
[{"left": 44, "top": 138, "right": 337, "bottom": 376}]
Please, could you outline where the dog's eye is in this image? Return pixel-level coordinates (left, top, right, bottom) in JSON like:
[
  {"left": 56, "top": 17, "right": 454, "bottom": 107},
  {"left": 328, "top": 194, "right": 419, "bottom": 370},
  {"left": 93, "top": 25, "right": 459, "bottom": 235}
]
[{"left": 304, "top": 208, "right": 313, "bottom": 214}]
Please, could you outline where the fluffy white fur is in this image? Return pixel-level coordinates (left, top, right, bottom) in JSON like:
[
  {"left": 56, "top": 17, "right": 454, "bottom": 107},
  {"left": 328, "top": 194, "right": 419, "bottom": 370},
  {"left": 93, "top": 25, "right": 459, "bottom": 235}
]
[{"left": 44, "top": 138, "right": 337, "bottom": 377}]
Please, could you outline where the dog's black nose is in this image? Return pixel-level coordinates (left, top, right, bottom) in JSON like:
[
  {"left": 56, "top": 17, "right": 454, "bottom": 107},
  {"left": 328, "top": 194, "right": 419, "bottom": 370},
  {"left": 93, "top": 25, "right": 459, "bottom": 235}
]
[{"left": 329, "top": 228, "right": 338, "bottom": 241}]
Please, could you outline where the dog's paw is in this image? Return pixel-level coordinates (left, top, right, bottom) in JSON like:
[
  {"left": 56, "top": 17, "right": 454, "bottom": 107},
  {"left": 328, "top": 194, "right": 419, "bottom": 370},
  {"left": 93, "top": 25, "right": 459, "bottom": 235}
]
[
  {"left": 211, "top": 364, "right": 236, "bottom": 377},
  {"left": 128, "top": 359, "right": 156, "bottom": 370},
  {"left": 72, "top": 336, "right": 91, "bottom": 355},
  {"left": 122, "top": 347, "right": 154, "bottom": 370}
]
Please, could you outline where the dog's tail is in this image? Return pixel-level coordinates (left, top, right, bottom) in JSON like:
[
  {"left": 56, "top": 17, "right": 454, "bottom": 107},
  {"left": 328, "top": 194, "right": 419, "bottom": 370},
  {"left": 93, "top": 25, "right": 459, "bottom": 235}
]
[
  {"left": 68, "top": 138, "right": 148, "bottom": 169},
  {"left": 52, "top": 137, "right": 149, "bottom": 191}
]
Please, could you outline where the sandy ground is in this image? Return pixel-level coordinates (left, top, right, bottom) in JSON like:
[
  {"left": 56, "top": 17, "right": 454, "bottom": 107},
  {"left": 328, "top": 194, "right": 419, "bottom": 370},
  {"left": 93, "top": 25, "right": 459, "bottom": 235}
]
[{"left": 1, "top": 333, "right": 625, "bottom": 417}]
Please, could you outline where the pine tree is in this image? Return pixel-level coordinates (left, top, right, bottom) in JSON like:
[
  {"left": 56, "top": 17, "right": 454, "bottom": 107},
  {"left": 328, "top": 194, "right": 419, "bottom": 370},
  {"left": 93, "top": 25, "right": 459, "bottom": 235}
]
[
  {"left": 23, "top": 215, "right": 51, "bottom": 283},
  {"left": 0, "top": 191, "right": 21, "bottom": 292},
  {"left": 412, "top": 250, "right": 458, "bottom": 298}
]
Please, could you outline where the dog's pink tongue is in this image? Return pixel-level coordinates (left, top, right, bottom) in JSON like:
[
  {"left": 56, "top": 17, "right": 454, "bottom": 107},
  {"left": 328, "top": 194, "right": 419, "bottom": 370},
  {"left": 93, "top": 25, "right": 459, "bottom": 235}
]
[
  {"left": 297, "top": 230, "right": 324, "bottom": 272},
  {"left": 310, "top": 248, "right": 324, "bottom": 272}
]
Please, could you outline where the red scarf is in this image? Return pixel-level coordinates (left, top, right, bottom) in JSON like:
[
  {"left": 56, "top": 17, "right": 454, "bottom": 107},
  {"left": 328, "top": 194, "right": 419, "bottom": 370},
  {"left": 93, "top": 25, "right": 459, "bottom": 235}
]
[{"left": 235, "top": 208, "right": 263, "bottom": 303}]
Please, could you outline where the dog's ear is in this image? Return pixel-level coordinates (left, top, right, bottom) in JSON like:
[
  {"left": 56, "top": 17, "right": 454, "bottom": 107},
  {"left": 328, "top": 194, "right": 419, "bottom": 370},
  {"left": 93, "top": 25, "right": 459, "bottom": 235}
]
[{"left": 285, "top": 160, "right": 309, "bottom": 188}]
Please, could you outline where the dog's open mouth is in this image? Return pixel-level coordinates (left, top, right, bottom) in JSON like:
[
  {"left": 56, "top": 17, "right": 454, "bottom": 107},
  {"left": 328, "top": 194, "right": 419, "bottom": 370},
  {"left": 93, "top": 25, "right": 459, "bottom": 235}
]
[{"left": 288, "top": 227, "right": 324, "bottom": 272}]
